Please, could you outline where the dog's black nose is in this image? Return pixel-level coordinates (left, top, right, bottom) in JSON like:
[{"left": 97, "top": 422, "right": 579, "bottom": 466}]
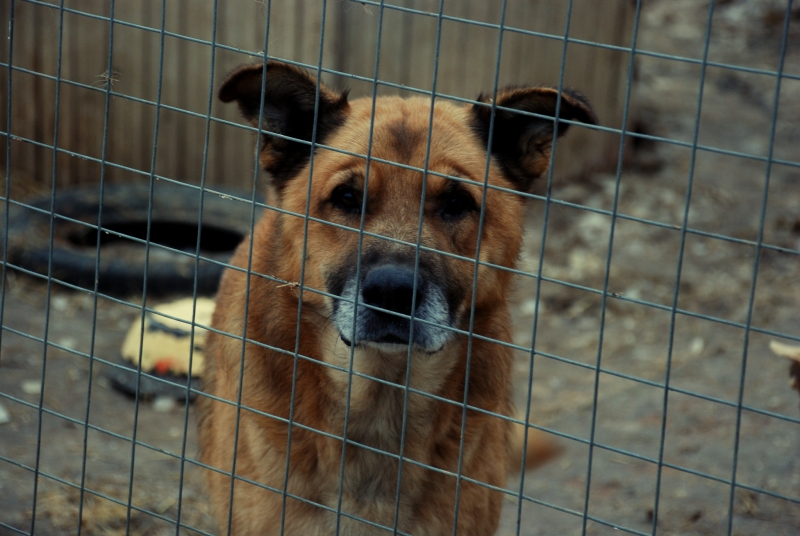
[{"left": 361, "top": 265, "right": 423, "bottom": 316}]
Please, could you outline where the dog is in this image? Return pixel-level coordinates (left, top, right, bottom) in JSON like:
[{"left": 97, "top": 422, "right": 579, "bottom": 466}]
[{"left": 197, "top": 60, "right": 596, "bottom": 535}]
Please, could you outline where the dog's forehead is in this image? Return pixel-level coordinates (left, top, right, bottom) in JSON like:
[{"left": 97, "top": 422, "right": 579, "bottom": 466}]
[{"left": 326, "top": 97, "right": 488, "bottom": 173}]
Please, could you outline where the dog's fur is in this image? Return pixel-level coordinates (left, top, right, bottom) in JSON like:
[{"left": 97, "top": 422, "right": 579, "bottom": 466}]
[{"left": 197, "top": 61, "right": 596, "bottom": 535}]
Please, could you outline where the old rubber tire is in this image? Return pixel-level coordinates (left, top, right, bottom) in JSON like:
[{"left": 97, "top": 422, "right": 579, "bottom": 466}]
[{"left": 3, "top": 182, "right": 262, "bottom": 296}]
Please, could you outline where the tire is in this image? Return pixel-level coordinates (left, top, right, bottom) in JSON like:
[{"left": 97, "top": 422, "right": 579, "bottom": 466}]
[{"left": 3, "top": 182, "right": 262, "bottom": 296}]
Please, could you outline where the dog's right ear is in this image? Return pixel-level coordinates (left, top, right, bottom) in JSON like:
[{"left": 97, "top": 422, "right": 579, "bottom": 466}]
[
  {"left": 470, "top": 86, "right": 597, "bottom": 193},
  {"left": 219, "top": 61, "right": 350, "bottom": 187}
]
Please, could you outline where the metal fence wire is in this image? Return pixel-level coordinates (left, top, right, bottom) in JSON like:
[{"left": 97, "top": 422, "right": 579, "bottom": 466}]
[{"left": 1, "top": 0, "right": 800, "bottom": 534}]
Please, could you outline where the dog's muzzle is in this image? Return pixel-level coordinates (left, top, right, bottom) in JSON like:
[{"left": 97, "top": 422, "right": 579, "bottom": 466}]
[{"left": 333, "top": 264, "right": 452, "bottom": 354}]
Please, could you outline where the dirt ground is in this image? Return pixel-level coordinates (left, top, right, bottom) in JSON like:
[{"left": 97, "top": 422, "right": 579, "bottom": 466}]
[{"left": 2, "top": 1, "right": 800, "bottom": 535}]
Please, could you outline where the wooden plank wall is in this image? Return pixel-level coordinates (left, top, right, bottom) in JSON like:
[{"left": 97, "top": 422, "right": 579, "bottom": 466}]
[{"left": 0, "top": 0, "right": 632, "bottom": 193}]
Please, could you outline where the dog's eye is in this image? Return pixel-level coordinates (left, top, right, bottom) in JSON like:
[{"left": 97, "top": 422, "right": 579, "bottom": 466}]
[
  {"left": 439, "top": 190, "right": 476, "bottom": 221},
  {"left": 330, "top": 184, "right": 362, "bottom": 215}
]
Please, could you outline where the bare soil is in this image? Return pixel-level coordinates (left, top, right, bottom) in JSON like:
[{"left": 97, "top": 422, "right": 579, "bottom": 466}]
[{"left": 2, "top": 1, "right": 800, "bottom": 535}]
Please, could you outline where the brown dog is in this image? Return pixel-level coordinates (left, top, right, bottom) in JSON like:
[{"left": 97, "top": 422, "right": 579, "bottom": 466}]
[{"left": 197, "top": 61, "right": 595, "bottom": 535}]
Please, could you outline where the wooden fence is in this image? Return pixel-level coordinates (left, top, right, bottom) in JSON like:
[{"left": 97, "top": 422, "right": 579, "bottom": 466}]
[{"left": 0, "top": 0, "right": 633, "bottom": 193}]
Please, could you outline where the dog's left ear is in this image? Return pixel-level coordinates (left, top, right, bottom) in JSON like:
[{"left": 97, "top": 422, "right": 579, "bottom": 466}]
[
  {"left": 470, "top": 86, "right": 597, "bottom": 192},
  {"left": 219, "top": 61, "right": 349, "bottom": 188}
]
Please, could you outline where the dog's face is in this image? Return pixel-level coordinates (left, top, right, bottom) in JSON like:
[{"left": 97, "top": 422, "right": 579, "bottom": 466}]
[
  {"left": 307, "top": 97, "right": 522, "bottom": 355},
  {"left": 220, "top": 62, "right": 595, "bottom": 356}
]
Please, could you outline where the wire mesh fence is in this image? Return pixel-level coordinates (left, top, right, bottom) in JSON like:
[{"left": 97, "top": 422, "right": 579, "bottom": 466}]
[{"left": 1, "top": 0, "right": 799, "bottom": 535}]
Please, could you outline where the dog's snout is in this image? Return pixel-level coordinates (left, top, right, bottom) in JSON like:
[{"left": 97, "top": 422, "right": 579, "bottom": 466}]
[
  {"left": 334, "top": 262, "right": 450, "bottom": 351},
  {"left": 361, "top": 265, "right": 423, "bottom": 316}
]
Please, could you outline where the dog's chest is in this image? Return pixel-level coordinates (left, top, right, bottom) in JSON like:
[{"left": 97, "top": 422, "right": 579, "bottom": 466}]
[
  {"left": 330, "top": 390, "right": 428, "bottom": 533},
  {"left": 319, "top": 345, "right": 458, "bottom": 516}
]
